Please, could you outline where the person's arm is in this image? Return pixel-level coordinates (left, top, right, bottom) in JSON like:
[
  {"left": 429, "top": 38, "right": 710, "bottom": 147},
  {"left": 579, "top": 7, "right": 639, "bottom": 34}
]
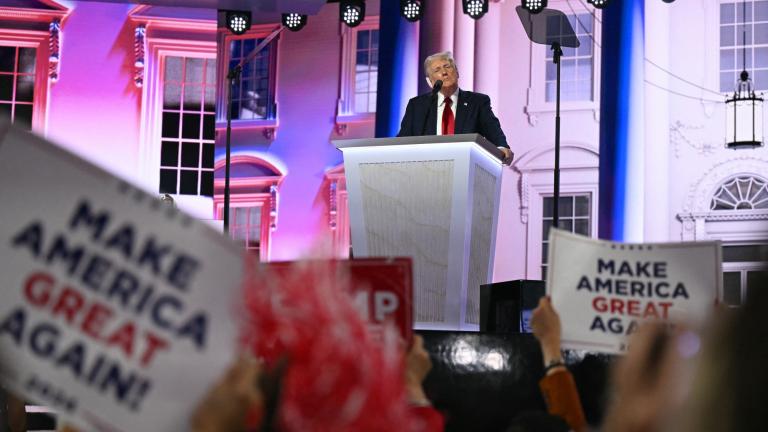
[
  {"left": 476, "top": 95, "right": 512, "bottom": 164},
  {"left": 531, "top": 297, "right": 587, "bottom": 432},
  {"left": 405, "top": 335, "right": 445, "bottom": 432},
  {"left": 476, "top": 95, "right": 508, "bottom": 147}
]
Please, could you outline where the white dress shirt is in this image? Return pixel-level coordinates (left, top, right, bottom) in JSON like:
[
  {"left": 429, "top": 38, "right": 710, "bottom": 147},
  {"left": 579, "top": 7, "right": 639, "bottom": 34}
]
[{"left": 435, "top": 88, "right": 459, "bottom": 136}]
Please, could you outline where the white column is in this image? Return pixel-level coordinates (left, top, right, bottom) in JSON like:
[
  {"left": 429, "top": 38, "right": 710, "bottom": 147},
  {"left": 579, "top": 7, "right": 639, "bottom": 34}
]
[
  {"left": 623, "top": 0, "right": 646, "bottom": 242},
  {"left": 643, "top": 0, "right": 671, "bottom": 241},
  {"left": 453, "top": 0, "right": 475, "bottom": 91},
  {"left": 473, "top": 1, "right": 501, "bottom": 103}
]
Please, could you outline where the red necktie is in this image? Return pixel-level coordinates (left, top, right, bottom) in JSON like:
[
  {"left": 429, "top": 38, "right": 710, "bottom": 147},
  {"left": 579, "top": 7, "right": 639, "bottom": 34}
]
[{"left": 442, "top": 97, "right": 455, "bottom": 135}]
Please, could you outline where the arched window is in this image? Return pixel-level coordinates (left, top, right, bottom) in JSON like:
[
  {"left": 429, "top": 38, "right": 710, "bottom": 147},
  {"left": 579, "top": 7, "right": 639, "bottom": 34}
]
[
  {"left": 213, "top": 155, "right": 284, "bottom": 261},
  {"left": 710, "top": 175, "right": 768, "bottom": 210}
]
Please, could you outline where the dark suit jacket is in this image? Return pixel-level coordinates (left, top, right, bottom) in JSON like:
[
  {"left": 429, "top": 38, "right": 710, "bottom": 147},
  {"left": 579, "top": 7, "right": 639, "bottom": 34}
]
[{"left": 397, "top": 89, "right": 509, "bottom": 149}]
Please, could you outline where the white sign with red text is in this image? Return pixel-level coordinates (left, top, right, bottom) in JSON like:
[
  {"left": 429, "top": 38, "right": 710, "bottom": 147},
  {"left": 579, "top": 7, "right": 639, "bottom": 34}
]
[
  {"left": 546, "top": 229, "right": 721, "bottom": 354},
  {"left": 0, "top": 125, "right": 244, "bottom": 432}
]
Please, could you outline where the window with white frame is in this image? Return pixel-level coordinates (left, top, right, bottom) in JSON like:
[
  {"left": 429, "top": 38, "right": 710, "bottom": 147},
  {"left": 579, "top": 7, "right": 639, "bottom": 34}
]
[
  {"left": 0, "top": 3, "right": 65, "bottom": 134},
  {"left": 353, "top": 28, "right": 379, "bottom": 113},
  {"left": 228, "top": 37, "right": 276, "bottom": 121},
  {"left": 722, "top": 244, "right": 768, "bottom": 306},
  {"left": 159, "top": 56, "right": 216, "bottom": 196},
  {"left": 545, "top": 13, "right": 594, "bottom": 102},
  {"left": 0, "top": 46, "right": 37, "bottom": 131},
  {"left": 541, "top": 195, "right": 591, "bottom": 279},
  {"left": 719, "top": 1, "right": 768, "bottom": 92},
  {"left": 229, "top": 206, "right": 262, "bottom": 255},
  {"left": 338, "top": 17, "right": 379, "bottom": 119}
]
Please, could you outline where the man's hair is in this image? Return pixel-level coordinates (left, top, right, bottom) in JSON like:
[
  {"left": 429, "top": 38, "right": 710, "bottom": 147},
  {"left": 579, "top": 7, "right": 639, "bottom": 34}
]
[{"left": 423, "top": 51, "right": 457, "bottom": 77}]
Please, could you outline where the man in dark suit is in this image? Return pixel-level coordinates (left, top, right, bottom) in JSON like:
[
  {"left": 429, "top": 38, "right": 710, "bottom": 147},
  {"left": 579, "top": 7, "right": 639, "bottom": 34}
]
[{"left": 397, "top": 51, "right": 513, "bottom": 164}]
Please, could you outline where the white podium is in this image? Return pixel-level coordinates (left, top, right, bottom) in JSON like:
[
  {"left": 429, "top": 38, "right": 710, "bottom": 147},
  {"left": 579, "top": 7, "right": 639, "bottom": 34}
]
[{"left": 334, "top": 134, "right": 504, "bottom": 330}]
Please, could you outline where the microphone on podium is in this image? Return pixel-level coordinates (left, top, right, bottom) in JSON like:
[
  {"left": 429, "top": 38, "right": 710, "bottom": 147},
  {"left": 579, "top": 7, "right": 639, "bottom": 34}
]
[
  {"left": 421, "top": 80, "right": 443, "bottom": 135},
  {"left": 420, "top": 80, "right": 444, "bottom": 135}
]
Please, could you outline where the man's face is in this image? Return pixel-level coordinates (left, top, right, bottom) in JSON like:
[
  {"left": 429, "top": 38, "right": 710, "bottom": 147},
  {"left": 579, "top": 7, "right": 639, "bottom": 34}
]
[{"left": 427, "top": 58, "right": 459, "bottom": 90}]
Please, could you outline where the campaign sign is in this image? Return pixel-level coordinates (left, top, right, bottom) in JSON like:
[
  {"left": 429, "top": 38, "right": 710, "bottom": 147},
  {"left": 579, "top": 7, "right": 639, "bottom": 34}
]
[
  {"left": 0, "top": 126, "right": 244, "bottom": 432},
  {"left": 347, "top": 258, "right": 413, "bottom": 341},
  {"left": 546, "top": 229, "right": 721, "bottom": 354},
  {"left": 267, "top": 258, "right": 413, "bottom": 341}
]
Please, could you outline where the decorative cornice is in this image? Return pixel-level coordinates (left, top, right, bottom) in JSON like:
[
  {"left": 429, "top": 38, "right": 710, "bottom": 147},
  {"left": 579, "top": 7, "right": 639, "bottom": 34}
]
[
  {"left": 213, "top": 176, "right": 282, "bottom": 189},
  {"left": 131, "top": 16, "right": 217, "bottom": 32},
  {"left": 213, "top": 154, "right": 285, "bottom": 177},
  {"left": 0, "top": 7, "right": 68, "bottom": 22},
  {"left": 678, "top": 210, "right": 768, "bottom": 222},
  {"left": 128, "top": 5, "right": 216, "bottom": 32}
]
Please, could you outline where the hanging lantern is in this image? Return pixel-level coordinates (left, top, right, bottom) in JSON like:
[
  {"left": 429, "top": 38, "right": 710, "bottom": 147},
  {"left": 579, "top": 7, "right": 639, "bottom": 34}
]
[{"left": 726, "top": 70, "right": 764, "bottom": 149}]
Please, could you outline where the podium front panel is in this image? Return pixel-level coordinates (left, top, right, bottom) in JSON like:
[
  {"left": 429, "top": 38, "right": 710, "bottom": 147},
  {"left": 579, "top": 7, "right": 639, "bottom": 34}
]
[{"left": 341, "top": 140, "right": 502, "bottom": 330}]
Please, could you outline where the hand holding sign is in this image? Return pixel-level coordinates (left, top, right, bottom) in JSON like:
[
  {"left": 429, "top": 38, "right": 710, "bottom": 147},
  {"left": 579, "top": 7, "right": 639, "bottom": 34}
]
[
  {"left": 404, "top": 335, "right": 432, "bottom": 405},
  {"left": 530, "top": 297, "right": 563, "bottom": 369}
]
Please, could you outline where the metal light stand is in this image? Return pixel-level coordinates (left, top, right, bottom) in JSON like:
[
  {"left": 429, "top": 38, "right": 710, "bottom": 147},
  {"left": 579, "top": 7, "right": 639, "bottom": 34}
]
[
  {"left": 223, "top": 26, "right": 285, "bottom": 234},
  {"left": 515, "top": 6, "right": 580, "bottom": 235},
  {"left": 552, "top": 42, "right": 563, "bottom": 229},
  {"left": 515, "top": 6, "right": 577, "bottom": 233}
]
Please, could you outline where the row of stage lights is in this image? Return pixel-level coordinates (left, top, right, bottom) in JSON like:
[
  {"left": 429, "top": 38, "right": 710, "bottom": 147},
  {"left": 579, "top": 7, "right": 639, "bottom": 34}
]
[
  {"left": 225, "top": 0, "right": 368, "bottom": 34},
  {"left": 225, "top": 0, "right": 677, "bottom": 35},
  {"left": 522, "top": 0, "right": 675, "bottom": 13},
  {"left": 224, "top": 0, "right": 480, "bottom": 34}
]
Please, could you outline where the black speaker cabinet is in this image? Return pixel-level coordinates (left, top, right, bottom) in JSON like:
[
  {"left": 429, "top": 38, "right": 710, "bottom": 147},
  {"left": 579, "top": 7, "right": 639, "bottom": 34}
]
[{"left": 480, "top": 280, "right": 545, "bottom": 333}]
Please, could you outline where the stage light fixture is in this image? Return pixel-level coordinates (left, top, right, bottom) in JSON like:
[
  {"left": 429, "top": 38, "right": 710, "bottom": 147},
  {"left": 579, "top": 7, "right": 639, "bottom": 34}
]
[
  {"left": 463, "top": 0, "right": 488, "bottom": 19},
  {"left": 587, "top": 0, "right": 611, "bottom": 9},
  {"left": 282, "top": 13, "right": 307, "bottom": 31},
  {"left": 521, "top": 0, "right": 547, "bottom": 14},
  {"left": 225, "top": 10, "right": 251, "bottom": 35},
  {"left": 340, "top": 0, "right": 365, "bottom": 28},
  {"left": 401, "top": 0, "right": 422, "bottom": 22}
]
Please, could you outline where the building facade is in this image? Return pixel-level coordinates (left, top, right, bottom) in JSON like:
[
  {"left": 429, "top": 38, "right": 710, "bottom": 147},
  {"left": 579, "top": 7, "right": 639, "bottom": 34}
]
[{"left": 1, "top": 0, "right": 765, "bottom": 304}]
